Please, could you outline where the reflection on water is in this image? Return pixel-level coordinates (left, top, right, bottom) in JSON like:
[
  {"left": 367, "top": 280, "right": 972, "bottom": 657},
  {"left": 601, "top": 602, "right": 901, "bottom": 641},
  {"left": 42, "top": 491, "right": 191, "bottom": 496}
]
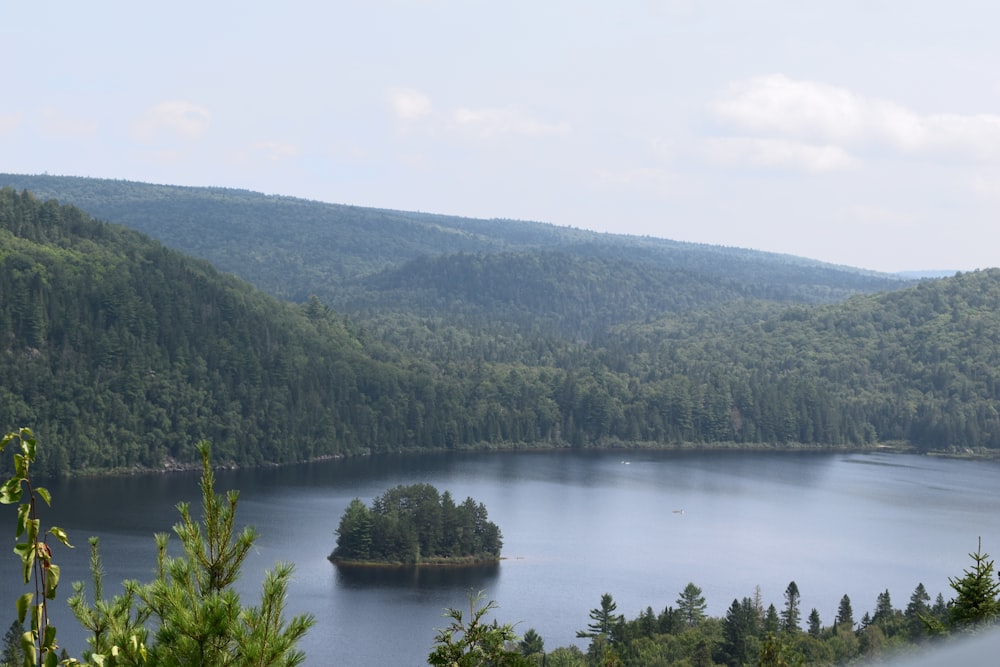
[{"left": 334, "top": 562, "right": 500, "bottom": 590}]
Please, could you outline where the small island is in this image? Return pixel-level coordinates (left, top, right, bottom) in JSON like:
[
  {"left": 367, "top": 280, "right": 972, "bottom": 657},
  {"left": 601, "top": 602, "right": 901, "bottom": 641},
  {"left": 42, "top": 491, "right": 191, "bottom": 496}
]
[{"left": 329, "top": 483, "right": 503, "bottom": 565}]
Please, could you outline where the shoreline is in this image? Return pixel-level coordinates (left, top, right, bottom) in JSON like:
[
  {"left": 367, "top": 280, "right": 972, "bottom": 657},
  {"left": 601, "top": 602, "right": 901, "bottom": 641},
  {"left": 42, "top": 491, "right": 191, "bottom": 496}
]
[
  {"left": 328, "top": 556, "right": 502, "bottom": 569},
  {"left": 54, "top": 439, "right": 1000, "bottom": 479}
]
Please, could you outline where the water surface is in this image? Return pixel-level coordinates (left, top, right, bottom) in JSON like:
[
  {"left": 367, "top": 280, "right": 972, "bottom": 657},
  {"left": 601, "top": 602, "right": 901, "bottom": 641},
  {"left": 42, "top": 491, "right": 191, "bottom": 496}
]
[{"left": 5, "top": 449, "right": 999, "bottom": 665}]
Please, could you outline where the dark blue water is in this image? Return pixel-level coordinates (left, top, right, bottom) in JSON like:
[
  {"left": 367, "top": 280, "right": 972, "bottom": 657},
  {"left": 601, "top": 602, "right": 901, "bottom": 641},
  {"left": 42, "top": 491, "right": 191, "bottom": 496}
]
[{"left": 4, "top": 449, "right": 999, "bottom": 665}]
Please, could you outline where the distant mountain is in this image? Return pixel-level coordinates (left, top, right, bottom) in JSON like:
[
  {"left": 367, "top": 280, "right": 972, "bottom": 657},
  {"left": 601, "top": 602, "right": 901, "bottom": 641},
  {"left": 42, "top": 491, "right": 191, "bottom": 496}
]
[
  {"left": 0, "top": 174, "right": 910, "bottom": 337},
  {"left": 896, "top": 270, "right": 960, "bottom": 279}
]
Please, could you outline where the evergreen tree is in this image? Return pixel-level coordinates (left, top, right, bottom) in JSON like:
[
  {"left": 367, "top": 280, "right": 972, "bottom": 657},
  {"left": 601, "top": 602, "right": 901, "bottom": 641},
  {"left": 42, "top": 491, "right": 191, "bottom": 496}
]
[
  {"left": 807, "top": 608, "right": 821, "bottom": 638},
  {"left": 763, "top": 604, "right": 780, "bottom": 634},
  {"left": 0, "top": 620, "right": 23, "bottom": 667},
  {"left": 518, "top": 628, "right": 544, "bottom": 657},
  {"left": 835, "top": 594, "right": 854, "bottom": 629},
  {"left": 780, "top": 581, "right": 801, "bottom": 633},
  {"left": 904, "top": 583, "right": 931, "bottom": 640},
  {"left": 948, "top": 538, "right": 1000, "bottom": 628},
  {"left": 428, "top": 591, "right": 531, "bottom": 667},
  {"left": 578, "top": 593, "right": 622, "bottom": 644},
  {"left": 931, "top": 593, "right": 949, "bottom": 623},
  {"left": 721, "top": 597, "right": 760, "bottom": 667},
  {"left": 141, "top": 442, "right": 314, "bottom": 666},
  {"left": 871, "top": 589, "right": 901, "bottom": 636},
  {"left": 676, "top": 583, "right": 707, "bottom": 627}
]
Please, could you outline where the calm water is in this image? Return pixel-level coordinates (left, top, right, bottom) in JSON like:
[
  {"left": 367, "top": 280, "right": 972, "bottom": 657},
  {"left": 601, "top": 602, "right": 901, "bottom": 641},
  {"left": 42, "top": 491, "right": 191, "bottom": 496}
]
[{"left": 5, "top": 449, "right": 1000, "bottom": 665}]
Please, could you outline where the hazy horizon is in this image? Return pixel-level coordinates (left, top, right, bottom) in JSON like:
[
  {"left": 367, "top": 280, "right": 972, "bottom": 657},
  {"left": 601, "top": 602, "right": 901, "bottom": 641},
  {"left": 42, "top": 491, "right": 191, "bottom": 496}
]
[{"left": 3, "top": 2, "right": 998, "bottom": 273}]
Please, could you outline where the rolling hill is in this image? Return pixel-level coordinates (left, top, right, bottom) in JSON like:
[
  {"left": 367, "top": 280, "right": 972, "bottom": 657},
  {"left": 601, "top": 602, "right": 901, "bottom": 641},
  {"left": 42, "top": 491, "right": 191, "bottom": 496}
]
[{"left": 1, "top": 176, "right": 997, "bottom": 474}]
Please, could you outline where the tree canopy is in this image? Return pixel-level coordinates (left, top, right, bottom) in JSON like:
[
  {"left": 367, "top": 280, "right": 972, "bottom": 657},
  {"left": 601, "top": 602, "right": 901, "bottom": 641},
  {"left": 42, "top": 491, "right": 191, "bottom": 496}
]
[{"left": 330, "top": 484, "right": 502, "bottom": 564}]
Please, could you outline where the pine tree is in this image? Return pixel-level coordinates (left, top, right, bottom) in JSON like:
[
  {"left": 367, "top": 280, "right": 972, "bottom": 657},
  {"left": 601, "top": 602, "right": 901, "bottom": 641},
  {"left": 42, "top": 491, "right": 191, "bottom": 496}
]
[
  {"left": 948, "top": 537, "right": 1000, "bottom": 628},
  {"left": 676, "top": 583, "right": 707, "bottom": 627},
  {"left": 141, "top": 442, "right": 314, "bottom": 666},
  {"left": 764, "top": 604, "right": 780, "bottom": 634},
  {"left": 428, "top": 592, "right": 531, "bottom": 667},
  {"left": 835, "top": 594, "right": 854, "bottom": 629},
  {"left": 780, "top": 581, "right": 801, "bottom": 633},
  {"left": 807, "top": 608, "right": 821, "bottom": 637},
  {"left": 0, "top": 620, "right": 23, "bottom": 667},
  {"left": 904, "top": 583, "right": 931, "bottom": 640},
  {"left": 578, "top": 593, "right": 622, "bottom": 642},
  {"left": 722, "top": 597, "right": 761, "bottom": 667}
]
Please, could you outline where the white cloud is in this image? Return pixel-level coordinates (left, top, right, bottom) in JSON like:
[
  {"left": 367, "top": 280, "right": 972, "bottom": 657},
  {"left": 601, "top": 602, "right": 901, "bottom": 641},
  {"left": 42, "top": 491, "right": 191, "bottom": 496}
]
[
  {"left": 388, "top": 88, "right": 432, "bottom": 121},
  {"left": 704, "top": 137, "right": 856, "bottom": 172},
  {"left": 714, "top": 74, "right": 1000, "bottom": 160},
  {"left": 454, "top": 106, "right": 569, "bottom": 139},
  {"left": 132, "top": 101, "right": 211, "bottom": 143}
]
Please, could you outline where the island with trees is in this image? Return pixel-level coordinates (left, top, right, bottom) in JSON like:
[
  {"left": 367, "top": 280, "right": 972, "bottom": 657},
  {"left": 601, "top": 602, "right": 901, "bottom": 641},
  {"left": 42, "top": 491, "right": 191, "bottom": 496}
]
[{"left": 329, "top": 483, "right": 503, "bottom": 565}]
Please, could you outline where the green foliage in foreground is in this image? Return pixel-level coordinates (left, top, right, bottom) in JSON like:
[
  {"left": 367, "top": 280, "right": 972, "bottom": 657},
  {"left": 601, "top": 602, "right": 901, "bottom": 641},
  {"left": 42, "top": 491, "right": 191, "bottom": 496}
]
[
  {"left": 1, "top": 429, "right": 313, "bottom": 666},
  {"left": 453, "top": 542, "right": 1000, "bottom": 666},
  {"left": 428, "top": 592, "right": 532, "bottom": 667},
  {"left": 331, "top": 484, "right": 502, "bottom": 564}
]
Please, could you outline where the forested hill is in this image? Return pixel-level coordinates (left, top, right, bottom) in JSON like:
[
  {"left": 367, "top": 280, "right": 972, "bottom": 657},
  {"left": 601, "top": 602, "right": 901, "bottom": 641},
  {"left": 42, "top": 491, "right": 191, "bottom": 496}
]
[
  {"left": 1, "top": 188, "right": 999, "bottom": 473},
  {"left": 0, "top": 188, "right": 468, "bottom": 473},
  {"left": 0, "top": 174, "right": 908, "bottom": 321}
]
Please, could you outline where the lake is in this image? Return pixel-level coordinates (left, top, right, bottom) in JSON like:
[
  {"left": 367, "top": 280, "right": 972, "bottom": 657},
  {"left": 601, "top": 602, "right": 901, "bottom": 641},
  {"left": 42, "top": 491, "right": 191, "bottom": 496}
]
[{"left": 4, "top": 449, "right": 1000, "bottom": 665}]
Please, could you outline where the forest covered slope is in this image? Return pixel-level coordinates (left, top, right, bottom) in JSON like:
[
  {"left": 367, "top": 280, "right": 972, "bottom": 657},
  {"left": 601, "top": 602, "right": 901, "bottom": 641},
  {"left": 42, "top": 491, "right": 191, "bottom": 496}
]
[
  {"left": 1, "top": 181, "right": 998, "bottom": 474},
  {"left": 0, "top": 174, "right": 909, "bottom": 318}
]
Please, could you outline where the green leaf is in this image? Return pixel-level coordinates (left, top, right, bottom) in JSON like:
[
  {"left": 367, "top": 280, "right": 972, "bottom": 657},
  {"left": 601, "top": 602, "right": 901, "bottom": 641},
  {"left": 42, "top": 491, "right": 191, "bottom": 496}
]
[
  {"left": 32, "top": 601, "right": 42, "bottom": 633},
  {"left": 48, "top": 526, "right": 72, "bottom": 548},
  {"left": 16, "top": 503, "right": 29, "bottom": 537},
  {"left": 35, "top": 486, "right": 51, "bottom": 506},
  {"left": 13, "top": 453, "right": 27, "bottom": 479},
  {"left": 43, "top": 650, "right": 58, "bottom": 667},
  {"left": 16, "top": 592, "right": 32, "bottom": 623},
  {"left": 44, "top": 564, "right": 60, "bottom": 600},
  {"left": 22, "top": 435, "right": 36, "bottom": 462},
  {"left": 41, "top": 624, "right": 56, "bottom": 652},
  {"left": 13, "top": 542, "right": 35, "bottom": 584},
  {"left": 0, "top": 478, "right": 22, "bottom": 504},
  {"left": 21, "top": 631, "right": 36, "bottom": 667}
]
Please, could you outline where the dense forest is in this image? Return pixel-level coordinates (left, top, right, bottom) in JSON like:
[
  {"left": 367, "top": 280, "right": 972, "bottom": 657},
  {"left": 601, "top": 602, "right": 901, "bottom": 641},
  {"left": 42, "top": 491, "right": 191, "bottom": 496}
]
[
  {"left": 0, "top": 175, "right": 908, "bottom": 313},
  {"left": 330, "top": 483, "right": 502, "bottom": 564},
  {"left": 1, "top": 186, "right": 1000, "bottom": 473}
]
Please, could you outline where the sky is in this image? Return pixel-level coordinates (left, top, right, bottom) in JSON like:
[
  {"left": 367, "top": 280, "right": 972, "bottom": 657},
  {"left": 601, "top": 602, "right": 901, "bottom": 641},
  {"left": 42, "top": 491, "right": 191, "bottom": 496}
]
[{"left": 3, "top": 1, "right": 999, "bottom": 273}]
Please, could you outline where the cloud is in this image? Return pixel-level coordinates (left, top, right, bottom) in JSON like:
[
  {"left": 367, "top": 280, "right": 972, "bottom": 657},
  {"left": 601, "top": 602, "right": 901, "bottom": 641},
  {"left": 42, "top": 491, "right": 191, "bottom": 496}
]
[
  {"left": 713, "top": 74, "right": 1000, "bottom": 160},
  {"left": 454, "top": 106, "right": 569, "bottom": 139},
  {"left": 704, "top": 137, "right": 856, "bottom": 172},
  {"left": 132, "top": 101, "right": 211, "bottom": 143},
  {"left": 388, "top": 88, "right": 432, "bottom": 121}
]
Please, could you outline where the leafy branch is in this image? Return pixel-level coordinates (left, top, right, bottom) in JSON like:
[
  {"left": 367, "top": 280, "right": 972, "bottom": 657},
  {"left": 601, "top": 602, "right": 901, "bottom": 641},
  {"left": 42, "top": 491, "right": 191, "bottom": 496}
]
[{"left": 0, "top": 427, "right": 73, "bottom": 667}]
